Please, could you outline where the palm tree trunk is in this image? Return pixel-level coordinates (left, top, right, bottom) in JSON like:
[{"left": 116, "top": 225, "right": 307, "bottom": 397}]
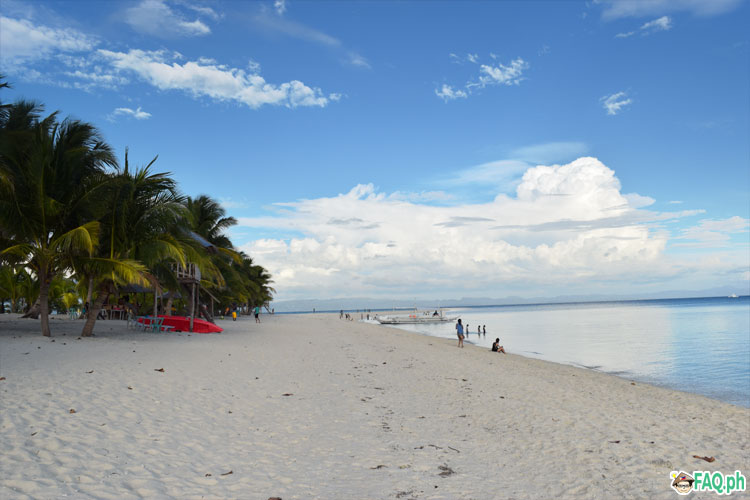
[
  {"left": 39, "top": 271, "right": 51, "bottom": 337},
  {"left": 86, "top": 275, "right": 94, "bottom": 318},
  {"left": 165, "top": 296, "right": 174, "bottom": 316},
  {"left": 81, "top": 281, "right": 110, "bottom": 337}
]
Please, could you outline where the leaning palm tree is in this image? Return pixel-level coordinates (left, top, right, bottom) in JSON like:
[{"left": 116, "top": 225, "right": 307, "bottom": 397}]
[{"left": 0, "top": 103, "right": 117, "bottom": 336}]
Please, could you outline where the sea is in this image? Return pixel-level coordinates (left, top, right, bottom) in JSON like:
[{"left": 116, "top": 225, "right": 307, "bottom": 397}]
[{"left": 382, "top": 296, "right": 750, "bottom": 407}]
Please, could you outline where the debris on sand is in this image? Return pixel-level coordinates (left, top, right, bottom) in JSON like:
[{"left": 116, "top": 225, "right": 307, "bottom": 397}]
[{"left": 438, "top": 464, "right": 455, "bottom": 477}]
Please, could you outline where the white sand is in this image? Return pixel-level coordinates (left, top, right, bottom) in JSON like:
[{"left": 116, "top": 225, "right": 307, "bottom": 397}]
[{"left": 1, "top": 313, "right": 748, "bottom": 499}]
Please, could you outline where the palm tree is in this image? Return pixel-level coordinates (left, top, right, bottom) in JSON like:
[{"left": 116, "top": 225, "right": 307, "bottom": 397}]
[
  {"left": 77, "top": 151, "right": 191, "bottom": 336},
  {"left": 0, "top": 97, "right": 117, "bottom": 336},
  {"left": 184, "top": 195, "right": 237, "bottom": 248}
]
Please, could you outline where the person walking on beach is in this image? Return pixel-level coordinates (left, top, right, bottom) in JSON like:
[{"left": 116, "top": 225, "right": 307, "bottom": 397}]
[
  {"left": 456, "top": 319, "right": 464, "bottom": 348},
  {"left": 254, "top": 305, "right": 260, "bottom": 323}
]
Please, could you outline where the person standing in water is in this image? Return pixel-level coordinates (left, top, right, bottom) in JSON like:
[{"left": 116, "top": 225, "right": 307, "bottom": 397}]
[{"left": 456, "top": 319, "right": 465, "bottom": 348}]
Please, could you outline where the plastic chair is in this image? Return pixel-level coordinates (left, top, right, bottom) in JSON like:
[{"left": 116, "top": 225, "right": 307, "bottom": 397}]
[{"left": 149, "top": 317, "right": 164, "bottom": 332}]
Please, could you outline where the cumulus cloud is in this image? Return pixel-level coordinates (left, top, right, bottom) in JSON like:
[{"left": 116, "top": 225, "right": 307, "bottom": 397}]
[
  {"left": 597, "top": 0, "right": 743, "bottom": 20},
  {"left": 600, "top": 91, "right": 633, "bottom": 115},
  {"left": 124, "top": 0, "right": 213, "bottom": 37},
  {"left": 436, "top": 55, "right": 529, "bottom": 101},
  {"left": 97, "top": 49, "right": 337, "bottom": 109},
  {"left": 0, "top": 16, "right": 96, "bottom": 64},
  {"left": 236, "top": 157, "right": 721, "bottom": 300},
  {"left": 110, "top": 106, "right": 152, "bottom": 120}
]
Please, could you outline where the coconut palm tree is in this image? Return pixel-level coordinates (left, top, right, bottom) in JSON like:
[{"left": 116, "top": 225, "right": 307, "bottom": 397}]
[
  {"left": 184, "top": 195, "right": 237, "bottom": 248},
  {"left": 0, "top": 99, "right": 117, "bottom": 336},
  {"left": 77, "top": 151, "right": 187, "bottom": 336}
]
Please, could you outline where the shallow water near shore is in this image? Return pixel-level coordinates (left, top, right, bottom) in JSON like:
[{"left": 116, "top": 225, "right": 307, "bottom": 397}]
[{"left": 386, "top": 296, "right": 750, "bottom": 407}]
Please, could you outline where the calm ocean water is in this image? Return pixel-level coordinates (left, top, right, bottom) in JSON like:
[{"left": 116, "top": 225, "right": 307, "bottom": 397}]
[{"left": 385, "top": 296, "right": 750, "bottom": 407}]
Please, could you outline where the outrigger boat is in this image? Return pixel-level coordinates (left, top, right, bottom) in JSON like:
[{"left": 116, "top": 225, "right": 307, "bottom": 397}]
[{"left": 376, "top": 309, "right": 456, "bottom": 325}]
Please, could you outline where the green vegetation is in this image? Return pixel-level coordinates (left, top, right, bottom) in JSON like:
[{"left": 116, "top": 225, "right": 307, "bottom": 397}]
[{"left": 0, "top": 79, "right": 273, "bottom": 336}]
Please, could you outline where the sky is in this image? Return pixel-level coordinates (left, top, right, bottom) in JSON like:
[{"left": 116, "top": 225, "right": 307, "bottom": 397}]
[{"left": 1, "top": 0, "right": 749, "bottom": 302}]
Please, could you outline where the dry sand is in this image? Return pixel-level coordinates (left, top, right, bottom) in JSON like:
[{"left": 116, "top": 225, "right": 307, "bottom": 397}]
[{"left": 1, "top": 312, "right": 748, "bottom": 499}]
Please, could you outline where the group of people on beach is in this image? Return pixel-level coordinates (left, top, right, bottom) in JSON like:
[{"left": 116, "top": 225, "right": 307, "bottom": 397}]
[{"left": 455, "top": 318, "right": 505, "bottom": 353}]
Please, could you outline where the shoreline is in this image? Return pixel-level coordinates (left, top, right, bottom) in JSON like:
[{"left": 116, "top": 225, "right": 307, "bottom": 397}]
[
  {"left": 378, "top": 321, "right": 750, "bottom": 410},
  {"left": 1, "top": 313, "right": 748, "bottom": 499}
]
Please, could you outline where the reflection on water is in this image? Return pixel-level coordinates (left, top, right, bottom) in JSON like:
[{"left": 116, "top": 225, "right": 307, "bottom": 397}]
[{"left": 387, "top": 297, "right": 750, "bottom": 407}]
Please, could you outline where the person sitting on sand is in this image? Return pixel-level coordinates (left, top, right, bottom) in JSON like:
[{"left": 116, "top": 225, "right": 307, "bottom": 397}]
[{"left": 491, "top": 338, "right": 506, "bottom": 354}]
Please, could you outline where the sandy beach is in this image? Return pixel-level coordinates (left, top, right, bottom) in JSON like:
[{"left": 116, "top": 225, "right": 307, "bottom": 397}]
[{"left": 1, "top": 313, "right": 748, "bottom": 500}]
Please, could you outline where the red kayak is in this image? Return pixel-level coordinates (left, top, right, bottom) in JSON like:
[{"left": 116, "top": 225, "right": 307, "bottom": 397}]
[{"left": 158, "top": 315, "right": 223, "bottom": 333}]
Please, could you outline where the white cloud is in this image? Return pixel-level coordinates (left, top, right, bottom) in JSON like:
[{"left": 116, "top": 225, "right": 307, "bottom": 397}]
[
  {"left": 97, "top": 49, "right": 337, "bottom": 109},
  {"left": 447, "top": 160, "right": 530, "bottom": 190},
  {"left": 476, "top": 58, "right": 529, "bottom": 87},
  {"left": 436, "top": 55, "right": 529, "bottom": 101},
  {"left": 641, "top": 15, "right": 672, "bottom": 32},
  {"left": 181, "top": 3, "right": 221, "bottom": 21},
  {"left": 435, "top": 84, "right": 468, "bottom": 101},
  {"left": 274, "top": 0, "right": 287, "bottom": 16},
  {"left": 668, "top": 200, "right": 683, "bottom": 204},
  {"left": 0, "top": 16, "right": 96, "bottom": 64},
  {"left": 235, "top": 157, "right": 735, "bottom": 300},
  {"left": 124, "top": 0, "right": 213, "bottom": 37},
  {"left": 597, "top": 0, "right": 743, "bottom": 20},
  {"left": 347, "top": 52, "right": 371, "bottom": 69},
  {"left": 675, "top": 216, "right": 750, "bottom": 247},
  {"left": 600, "top": 91, "right": 633, "bottom": 115},
  {"left": 65, "top": 69, "right": 129, "bottom": 91},
  {"left": 615, "top": 14, "right": 673, "bottom": 39},
  {"left": 247, "top": 59, "right": 261, "bottom": 72},
  {"left": 111, "top": 106, "right": 152, "bottom": 120}
]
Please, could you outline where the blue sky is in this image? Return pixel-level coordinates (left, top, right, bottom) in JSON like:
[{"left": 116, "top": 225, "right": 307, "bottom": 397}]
[{"left": 1, "top": 0, "right": 748, "bottom": 301}]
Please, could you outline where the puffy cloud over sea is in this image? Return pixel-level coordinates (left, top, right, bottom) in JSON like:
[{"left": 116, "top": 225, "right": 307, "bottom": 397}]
[{"left": 237, "top": 157, "right": 747, "bottom": 300}]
